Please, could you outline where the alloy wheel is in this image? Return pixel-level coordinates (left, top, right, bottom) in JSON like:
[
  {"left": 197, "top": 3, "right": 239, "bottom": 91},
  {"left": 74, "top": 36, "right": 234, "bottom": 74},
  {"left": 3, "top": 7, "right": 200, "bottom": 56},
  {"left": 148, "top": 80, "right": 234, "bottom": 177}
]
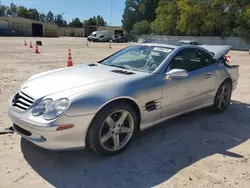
[
  {"left": 215, "top": 84, "right": 231, "bottom": 111},
  {"left": 99, "top": 110, "right": 134, "bottom": 152}
]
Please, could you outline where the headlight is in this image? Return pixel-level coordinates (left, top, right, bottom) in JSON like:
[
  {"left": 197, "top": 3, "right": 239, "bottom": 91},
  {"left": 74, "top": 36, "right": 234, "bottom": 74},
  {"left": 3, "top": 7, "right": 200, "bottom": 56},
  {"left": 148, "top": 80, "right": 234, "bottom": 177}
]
[
  {"left": 43, "top": 99, "right": 70, "bottom": 120},
  {"left": 32, "top": 98, "right": 70, "bottom": 120},
  {"left": 32, "top": 99, "right": 53, "bottom": 116}
]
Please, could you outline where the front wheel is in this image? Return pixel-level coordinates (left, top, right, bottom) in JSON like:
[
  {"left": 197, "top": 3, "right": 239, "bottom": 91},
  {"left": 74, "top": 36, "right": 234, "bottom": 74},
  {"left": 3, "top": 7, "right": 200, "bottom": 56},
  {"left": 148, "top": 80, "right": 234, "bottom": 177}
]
[
  {"left": 87, "top": 102, "right": 138, "bottom": 156},
  {"left": 212, "top": 81, "right": 232, "bottom": 113}
]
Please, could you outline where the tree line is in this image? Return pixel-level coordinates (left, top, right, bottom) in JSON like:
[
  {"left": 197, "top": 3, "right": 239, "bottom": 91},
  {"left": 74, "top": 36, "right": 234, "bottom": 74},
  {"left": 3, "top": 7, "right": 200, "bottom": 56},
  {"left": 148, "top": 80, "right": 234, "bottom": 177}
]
[
  {"left": 0, "top": 1, "right": 107, "bottom": 28},
  {"left": 122, "top": 0, "right": 250, "bottom": 40}
]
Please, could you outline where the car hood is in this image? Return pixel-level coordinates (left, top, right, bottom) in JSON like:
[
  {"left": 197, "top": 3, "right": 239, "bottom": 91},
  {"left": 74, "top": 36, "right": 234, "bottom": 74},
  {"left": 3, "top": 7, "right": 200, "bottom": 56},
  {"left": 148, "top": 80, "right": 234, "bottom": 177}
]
[{"left": 20, "top": 64, "right": 140, "bottom": 99}]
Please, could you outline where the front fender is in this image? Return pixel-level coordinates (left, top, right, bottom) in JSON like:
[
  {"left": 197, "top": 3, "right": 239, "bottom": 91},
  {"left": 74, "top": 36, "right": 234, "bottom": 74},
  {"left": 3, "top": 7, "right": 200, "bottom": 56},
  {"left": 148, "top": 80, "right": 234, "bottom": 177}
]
[
  {"left": 65, "top": 84, "right": 137, "bottom": 117},
  {"left": 64, "top": 74, "right": 162, "bottom": 117}
]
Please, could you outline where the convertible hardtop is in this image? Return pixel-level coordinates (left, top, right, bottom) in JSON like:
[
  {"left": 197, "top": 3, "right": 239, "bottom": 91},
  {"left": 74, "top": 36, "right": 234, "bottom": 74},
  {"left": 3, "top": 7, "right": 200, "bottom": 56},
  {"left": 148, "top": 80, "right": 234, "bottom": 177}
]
[
  {"left": 200, "top": 45, "right": 232, "bottom": 59},
  {"left": 141, "top": 41, "right": 232, "bottom": 60}
]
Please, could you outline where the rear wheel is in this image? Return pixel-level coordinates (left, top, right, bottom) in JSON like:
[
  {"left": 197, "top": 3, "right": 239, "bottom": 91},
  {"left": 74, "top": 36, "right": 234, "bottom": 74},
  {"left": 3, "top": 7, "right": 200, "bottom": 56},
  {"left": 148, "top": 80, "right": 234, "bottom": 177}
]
[
  {"left": 87, "top": 102, "right": 138, "bottom": 156},
  {"left": 212, "top": 81, "right": 232, "bottom": 113}
]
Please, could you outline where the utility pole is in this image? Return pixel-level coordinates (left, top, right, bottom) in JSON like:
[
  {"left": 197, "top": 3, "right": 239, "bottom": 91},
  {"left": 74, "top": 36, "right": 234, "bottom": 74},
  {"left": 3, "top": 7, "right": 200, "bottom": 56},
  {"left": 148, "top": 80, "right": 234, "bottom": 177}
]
[
  {"left": 110, "top": 0, "right": 113, "bottom": 27},
  {"left": 110, "top": 0, "right": 113, "bottom": 35}
]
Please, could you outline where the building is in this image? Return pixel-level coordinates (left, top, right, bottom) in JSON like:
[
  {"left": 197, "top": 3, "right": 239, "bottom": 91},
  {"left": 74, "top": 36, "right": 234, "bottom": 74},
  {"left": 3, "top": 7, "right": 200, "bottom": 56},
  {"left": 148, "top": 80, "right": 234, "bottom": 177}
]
[
  {"left": 0, "top": 16, "right": 124, "bottom": 37},
  {"left": 59, "top": 25, "right": 124, "bottom": 37},
  {"left": 0, "top": 17, "right": 59, "bottom": 37}
]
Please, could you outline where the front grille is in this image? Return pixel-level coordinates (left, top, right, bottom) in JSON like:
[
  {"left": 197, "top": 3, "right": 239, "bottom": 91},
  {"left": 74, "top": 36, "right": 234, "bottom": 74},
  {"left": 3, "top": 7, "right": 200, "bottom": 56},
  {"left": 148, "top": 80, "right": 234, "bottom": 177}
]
[{"left": 12, "top": 92, "right": 34, "bottom": 112}]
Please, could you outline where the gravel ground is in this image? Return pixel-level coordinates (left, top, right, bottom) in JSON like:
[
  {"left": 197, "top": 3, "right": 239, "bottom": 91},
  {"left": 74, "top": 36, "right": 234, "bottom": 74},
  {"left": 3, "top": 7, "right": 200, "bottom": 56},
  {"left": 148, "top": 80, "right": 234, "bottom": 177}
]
[{"left": 0, "top": 37, "right": 250, "bottom": 188}]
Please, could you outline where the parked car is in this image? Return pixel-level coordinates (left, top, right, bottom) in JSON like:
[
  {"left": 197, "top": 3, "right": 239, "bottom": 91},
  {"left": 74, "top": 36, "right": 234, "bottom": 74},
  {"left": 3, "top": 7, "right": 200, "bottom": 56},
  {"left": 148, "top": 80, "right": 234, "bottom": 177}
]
[
  {"left": 8, "top": 43, "right": 239, "bottom": 156},
  {"left": 93, "top": 35, "right": 112, "bottom": 42},
  {"left": 112, "top": 34, "right": 128, "bottom": 43},
  {"left": 178, "top": 40, "right": 201, "bottom": 45}
]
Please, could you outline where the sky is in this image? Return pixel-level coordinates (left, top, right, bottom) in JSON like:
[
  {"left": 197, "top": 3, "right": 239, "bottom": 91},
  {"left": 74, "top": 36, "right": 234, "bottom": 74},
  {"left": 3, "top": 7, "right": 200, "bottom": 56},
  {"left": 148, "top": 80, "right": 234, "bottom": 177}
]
[{"left": 2, "top": 0, "right": 125, "bottom": 26}]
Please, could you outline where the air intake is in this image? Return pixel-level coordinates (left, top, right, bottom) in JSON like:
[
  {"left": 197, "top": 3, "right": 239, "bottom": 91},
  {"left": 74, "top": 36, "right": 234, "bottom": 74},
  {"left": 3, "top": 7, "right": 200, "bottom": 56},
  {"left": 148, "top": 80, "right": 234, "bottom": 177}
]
[
  {"left": 111, "top": 70, "right": 135, "bottom": 75},
  {"left": 144, "top": 100, "right": 160, "bottom": 112},
  {"left": 88, "top": 63, "right": 97, "bottom": 67}
]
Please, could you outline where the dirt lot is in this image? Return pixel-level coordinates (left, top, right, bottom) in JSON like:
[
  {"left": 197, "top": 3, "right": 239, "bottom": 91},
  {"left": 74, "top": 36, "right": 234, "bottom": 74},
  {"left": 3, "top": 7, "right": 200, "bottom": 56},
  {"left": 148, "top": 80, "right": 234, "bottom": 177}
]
[{"left": 0, "top": 37, "right": 250, "bottom": 188}]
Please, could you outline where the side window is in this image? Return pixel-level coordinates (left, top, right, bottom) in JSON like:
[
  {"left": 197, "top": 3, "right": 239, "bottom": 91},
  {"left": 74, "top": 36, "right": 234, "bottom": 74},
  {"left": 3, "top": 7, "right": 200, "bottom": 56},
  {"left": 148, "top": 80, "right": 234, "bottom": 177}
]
[{"left": 170, "top": 49, "right": 213, "bottom": 72}]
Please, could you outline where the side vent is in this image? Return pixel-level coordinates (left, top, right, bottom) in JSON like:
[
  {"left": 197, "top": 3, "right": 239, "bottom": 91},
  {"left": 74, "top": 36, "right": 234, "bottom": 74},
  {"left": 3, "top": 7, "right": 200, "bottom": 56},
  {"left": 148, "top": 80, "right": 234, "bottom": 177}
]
[
  {"left": 144, "top": 100, "right": 160, "bottom": 112},
  {"left": 111, "top": 70, "right": 135, "bottom": 75},
  {"left": 88, "top": 63, "right": 97, "bottom": 67}
]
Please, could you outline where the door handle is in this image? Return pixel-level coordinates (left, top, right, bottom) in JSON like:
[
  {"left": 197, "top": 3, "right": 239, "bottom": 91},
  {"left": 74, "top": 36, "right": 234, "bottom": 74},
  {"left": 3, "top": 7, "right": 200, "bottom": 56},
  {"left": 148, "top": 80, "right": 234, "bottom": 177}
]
[{"left": 205, "top": 72, "right": 212, "bottom": 78}]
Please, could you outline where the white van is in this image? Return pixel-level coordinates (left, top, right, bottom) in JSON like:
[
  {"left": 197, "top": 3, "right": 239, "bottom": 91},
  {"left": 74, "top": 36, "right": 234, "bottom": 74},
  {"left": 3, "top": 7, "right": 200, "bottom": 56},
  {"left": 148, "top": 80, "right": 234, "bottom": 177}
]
[{"left": 87, "top": 30, "right": 112, "bottom": 42}]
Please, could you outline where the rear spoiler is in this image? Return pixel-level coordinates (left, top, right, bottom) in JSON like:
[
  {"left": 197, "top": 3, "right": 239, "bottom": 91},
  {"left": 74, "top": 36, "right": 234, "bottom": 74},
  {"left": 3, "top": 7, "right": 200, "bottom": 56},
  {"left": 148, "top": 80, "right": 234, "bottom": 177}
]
[{"left": 200, "top": 45, "right": 232, "bottom": 59}]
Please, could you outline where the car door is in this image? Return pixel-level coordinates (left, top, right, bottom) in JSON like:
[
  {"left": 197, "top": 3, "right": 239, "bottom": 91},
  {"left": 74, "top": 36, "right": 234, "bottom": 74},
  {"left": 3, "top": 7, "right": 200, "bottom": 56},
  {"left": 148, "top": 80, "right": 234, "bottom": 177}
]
[{"left": 161, "top": 48, "right": 217, "bottom": 118}]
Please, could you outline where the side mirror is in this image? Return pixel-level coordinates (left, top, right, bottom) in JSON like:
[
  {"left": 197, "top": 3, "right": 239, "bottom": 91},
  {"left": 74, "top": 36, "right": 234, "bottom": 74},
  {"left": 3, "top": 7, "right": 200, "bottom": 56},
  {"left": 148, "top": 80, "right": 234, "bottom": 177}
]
[{"left": 166, "top": 69, "right": 188, "bottom": 79}]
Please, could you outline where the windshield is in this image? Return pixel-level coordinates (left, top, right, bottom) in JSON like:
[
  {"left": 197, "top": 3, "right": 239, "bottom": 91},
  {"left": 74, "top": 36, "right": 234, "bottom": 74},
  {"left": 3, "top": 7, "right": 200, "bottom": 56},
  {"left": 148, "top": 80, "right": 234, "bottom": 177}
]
[
  {"left": 100, "top": 45, "right": 174, "bottom": 73},
  {"left": 90, "top": 32, "right": 97, "bottom": 36}
]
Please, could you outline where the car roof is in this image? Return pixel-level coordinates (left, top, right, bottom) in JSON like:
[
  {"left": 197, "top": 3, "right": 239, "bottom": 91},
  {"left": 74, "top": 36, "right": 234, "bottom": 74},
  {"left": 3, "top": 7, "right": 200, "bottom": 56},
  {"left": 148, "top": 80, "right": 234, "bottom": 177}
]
[
  {"left": 138, "top": 42, "right": 231, "bottom": 59},
  {"left": 178, "top": 40, "right": 197, "bottom": 43},
  {"left": 139, "top": 42, "right": 183, "bottom": 49}
]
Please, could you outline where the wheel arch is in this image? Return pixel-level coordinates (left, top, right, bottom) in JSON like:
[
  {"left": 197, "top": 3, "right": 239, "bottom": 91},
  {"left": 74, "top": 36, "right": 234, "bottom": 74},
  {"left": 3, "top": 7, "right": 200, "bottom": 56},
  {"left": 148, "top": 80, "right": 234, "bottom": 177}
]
[
  {"left": 215, "top": 77, "right": 233, "bottom": 97},
  {"left": 222, "top": 77, "right": 233, "bottom": 87},
  {"left": 85, "top": 97, "right": 142, "bottom": 146}
]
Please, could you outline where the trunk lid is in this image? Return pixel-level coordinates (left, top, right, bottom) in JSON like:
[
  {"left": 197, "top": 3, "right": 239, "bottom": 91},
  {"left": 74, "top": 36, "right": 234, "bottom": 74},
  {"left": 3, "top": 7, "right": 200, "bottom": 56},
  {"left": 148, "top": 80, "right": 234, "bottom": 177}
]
[
  {"left": 201, "top": 45, "right": 239, "bottom": 89},
  {"left": 201, "top": 45, "right": 232, "bottom": 59}
]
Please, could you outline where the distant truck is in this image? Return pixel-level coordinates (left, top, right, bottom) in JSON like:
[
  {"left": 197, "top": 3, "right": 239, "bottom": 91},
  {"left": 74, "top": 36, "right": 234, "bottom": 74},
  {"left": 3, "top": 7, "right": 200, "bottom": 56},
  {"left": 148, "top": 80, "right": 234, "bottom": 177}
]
[{"left": 87, "top": 30, "right": 112, "bottom": 42}]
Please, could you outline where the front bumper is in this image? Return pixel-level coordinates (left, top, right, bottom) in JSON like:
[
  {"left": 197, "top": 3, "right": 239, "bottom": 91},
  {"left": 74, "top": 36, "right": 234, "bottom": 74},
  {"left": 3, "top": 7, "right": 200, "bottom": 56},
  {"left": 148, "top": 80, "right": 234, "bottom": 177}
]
[{"left": 8, "top": 106, "right": 95, "bottom": 150}]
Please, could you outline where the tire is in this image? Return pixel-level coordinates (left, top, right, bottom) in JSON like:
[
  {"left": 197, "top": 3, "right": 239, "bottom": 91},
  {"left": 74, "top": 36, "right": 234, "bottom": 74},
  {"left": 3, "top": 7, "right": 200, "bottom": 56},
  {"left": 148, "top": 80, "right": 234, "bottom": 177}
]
[
  {"left": 87, "top": 101, "right": 138, "bottom": 156},
  {"left": 211, "top": 81, "right": 232, "bottom": 113}
]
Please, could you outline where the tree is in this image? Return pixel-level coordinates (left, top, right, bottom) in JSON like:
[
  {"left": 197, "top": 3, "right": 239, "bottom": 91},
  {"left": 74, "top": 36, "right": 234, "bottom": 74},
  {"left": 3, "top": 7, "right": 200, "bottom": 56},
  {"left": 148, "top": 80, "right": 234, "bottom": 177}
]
[
  {"left": 96, "top": 15, "right": 106, "bottom": 26},
  {"left": 122, "top": 0, "right": 159, "bottom": 33},
  {"left": 177, "top": 0, "right": 209, "bottom": 36},
  {"left": 122, "top": 0, "right": 139, "bottom": 32},
  {"left": 39, "top": 13, "right": 46, "bottom": 22},
  {"left": 54, "top": 14, "right": 67, "bottom": 26},
  {"left": 17, "top": 6, "right": 29, "bottom": 18},
  {"left": 224, "top": 0, "right": 250, "bottom": 39},
  {"left": 83, "top": 15, "right": 107, "bottom": 26},
  {"left": 138, "top": 0, "right": 159, "bottom": 21},
  {"left": 68, "top": 18, "right": 83, "bottom": 28},
  {"left": 28, "top": 8, "right": 40, "bottom": 21},
  {"left": 0, "top": 1, "right": 7, "bottom": 16},
  {"left": 6, "top": 3, "right": 17, "bottom": 17},
  {"left": 151, "top": 0, "right": 180, "bottom": 35},
  {"left": 84, "top": 18, "right": 95, "bottom": 25},
  {"left": 46, "top": 11, "right": 54, "bottom": 23},
  {"left": 132, "top": 20, "right": 151, "bottom": 34}
]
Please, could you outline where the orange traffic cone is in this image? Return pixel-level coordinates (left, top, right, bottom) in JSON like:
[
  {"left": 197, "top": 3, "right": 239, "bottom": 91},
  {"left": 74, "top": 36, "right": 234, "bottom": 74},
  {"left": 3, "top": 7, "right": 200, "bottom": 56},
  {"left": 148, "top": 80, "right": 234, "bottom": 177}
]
[
  {"left": 67, "top": 49, "right": 73, "bottom": 67},
  {"left": 24, "top": 40, "right": 27, "bottom": 46},
  {"left": 35, "top": 45, "right": 40, "bottom": 54},
  {"left": 30, "top": 41, "right": 33, "bottom": 48}
]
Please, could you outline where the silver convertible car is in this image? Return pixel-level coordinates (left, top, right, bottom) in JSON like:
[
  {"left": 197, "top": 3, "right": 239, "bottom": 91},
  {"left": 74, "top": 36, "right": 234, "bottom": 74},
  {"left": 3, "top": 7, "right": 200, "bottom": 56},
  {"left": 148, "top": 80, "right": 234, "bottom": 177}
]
[{"left": 8, "top": 43, "right": 239, "bottom": 156}]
